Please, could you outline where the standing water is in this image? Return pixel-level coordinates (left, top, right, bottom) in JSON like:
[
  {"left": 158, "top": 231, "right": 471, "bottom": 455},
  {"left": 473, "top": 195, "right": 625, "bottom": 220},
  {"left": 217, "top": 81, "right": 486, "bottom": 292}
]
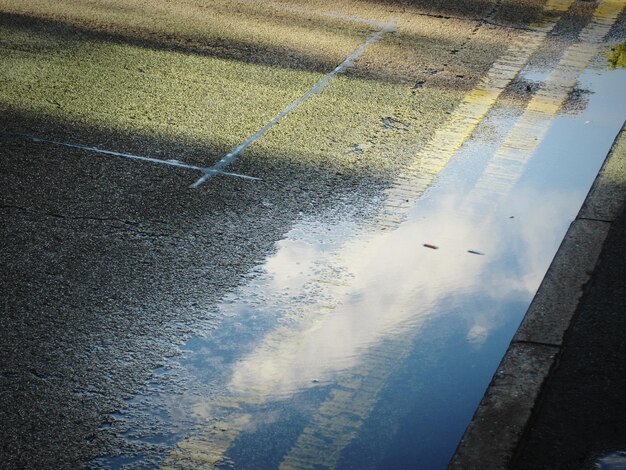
[{"left": 92, "top": 64, "right": 626, "bottom": 469}]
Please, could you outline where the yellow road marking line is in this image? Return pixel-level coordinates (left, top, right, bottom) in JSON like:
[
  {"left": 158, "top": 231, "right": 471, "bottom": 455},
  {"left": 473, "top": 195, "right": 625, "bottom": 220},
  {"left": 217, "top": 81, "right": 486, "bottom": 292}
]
[
  {"left": 279, "top": 336, "right": 415, "bottom": 469},
  {"left": 163, "top": 415, "right": 252, "bottom": 469},
  {"left": 369, "top": 0, "right": 574, "bottom": 231},
  {"left": 468, "top": 0, "right": 626, "bottom": 211}
]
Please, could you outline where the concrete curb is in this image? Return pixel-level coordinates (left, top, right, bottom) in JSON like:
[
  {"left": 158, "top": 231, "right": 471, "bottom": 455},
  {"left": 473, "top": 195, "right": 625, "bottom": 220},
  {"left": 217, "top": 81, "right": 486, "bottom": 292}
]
[{"left": 449, "top": 122, "right": 626, "bottom": 469}]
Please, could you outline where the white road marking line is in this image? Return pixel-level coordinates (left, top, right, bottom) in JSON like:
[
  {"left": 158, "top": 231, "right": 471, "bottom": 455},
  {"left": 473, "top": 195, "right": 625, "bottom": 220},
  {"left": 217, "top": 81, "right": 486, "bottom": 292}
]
[
  {"left": 190, "top": 21, "right": 397, "bottom": 188},
  {"left": 6, "top": 134, "right": 261, "bottom": 182}
]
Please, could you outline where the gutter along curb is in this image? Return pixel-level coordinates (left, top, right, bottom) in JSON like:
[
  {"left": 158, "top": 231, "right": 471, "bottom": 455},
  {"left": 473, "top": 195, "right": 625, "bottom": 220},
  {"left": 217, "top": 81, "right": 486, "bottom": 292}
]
[{"left": 449, "top": 123, "right": 626, "bottom": 469}]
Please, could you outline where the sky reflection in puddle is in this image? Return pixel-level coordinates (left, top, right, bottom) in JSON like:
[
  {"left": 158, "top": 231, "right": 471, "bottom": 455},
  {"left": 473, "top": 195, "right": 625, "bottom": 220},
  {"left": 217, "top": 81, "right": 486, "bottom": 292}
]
[{"left": 94, "top": 68, "right": 626, "bottom": 469}]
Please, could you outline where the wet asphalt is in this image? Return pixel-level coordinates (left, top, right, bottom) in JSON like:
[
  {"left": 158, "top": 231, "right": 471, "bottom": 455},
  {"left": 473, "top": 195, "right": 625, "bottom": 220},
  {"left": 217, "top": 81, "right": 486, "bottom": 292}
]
[{"left": 0, "top": 127, "right": 384, "bottom": 468}]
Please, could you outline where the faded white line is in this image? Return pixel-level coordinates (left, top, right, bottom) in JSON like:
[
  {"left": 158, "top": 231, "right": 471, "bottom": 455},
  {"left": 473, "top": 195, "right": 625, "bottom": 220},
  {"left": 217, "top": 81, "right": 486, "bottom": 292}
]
[
  {"left": 7, "top": 134, "right": 261, "bottom": 182},
  {"left": 190, "top": 21, "right": 397, "bottom": 188}
]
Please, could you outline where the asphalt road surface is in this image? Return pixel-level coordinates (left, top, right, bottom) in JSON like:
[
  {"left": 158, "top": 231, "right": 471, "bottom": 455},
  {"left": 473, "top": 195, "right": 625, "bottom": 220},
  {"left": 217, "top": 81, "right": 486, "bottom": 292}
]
[{"left": 1, "top": 0, "right": 625, "bottom": 468}]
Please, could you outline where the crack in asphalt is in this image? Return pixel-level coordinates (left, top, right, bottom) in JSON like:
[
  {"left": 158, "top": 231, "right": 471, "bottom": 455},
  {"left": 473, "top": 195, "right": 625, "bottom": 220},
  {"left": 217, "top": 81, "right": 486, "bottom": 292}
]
[{"left": 0, "top": 204, "right": 169, "bottom": 227}]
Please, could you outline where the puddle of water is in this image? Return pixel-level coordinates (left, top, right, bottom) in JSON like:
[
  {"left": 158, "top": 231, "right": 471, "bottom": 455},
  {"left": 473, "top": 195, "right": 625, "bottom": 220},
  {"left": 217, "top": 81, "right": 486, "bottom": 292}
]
[
  {"left": 519, "top": 68, "right": 552, "bottom": 84},
  {"left": 91, "top": 67, "right": 626, "bottom": 469},
  {"left": 593, "top": 451, "right": 626, "bottom": 469}
]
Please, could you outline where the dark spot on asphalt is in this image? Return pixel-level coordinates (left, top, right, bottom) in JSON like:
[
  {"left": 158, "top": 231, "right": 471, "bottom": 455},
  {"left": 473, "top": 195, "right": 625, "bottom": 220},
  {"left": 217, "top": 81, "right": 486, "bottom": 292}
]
[{"left": 382, "top": 117, "right": 410, "bottom": 130}]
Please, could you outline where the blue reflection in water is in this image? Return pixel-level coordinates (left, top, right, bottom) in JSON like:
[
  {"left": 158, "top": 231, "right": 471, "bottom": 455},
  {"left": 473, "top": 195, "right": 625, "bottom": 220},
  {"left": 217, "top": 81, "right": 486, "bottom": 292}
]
[{"left": 94, "top": 68, "right": 626, "bottom": 469}]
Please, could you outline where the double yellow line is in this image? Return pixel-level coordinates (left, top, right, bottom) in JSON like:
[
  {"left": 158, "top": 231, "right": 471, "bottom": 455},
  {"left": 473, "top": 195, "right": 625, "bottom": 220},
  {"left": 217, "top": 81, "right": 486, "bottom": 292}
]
[
  {"left": 469, "top": 0, "right": 626, "bottom": 211},
  {"left": 371, "top": 0, "right": 574, "bottom": 231}
]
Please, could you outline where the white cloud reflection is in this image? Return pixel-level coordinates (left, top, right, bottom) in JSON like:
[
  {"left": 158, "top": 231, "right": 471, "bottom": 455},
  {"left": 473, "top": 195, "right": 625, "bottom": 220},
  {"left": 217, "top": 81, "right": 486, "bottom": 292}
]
[{"left": 227, "top": 185, "right": 578, "bottom": 400}]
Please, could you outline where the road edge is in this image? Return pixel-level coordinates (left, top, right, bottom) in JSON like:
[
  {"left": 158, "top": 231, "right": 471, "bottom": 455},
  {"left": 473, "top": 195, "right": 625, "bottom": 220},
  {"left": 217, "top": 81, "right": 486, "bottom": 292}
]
[{"left": 448, "top": 121, "right": 626, "bottom": 469}]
